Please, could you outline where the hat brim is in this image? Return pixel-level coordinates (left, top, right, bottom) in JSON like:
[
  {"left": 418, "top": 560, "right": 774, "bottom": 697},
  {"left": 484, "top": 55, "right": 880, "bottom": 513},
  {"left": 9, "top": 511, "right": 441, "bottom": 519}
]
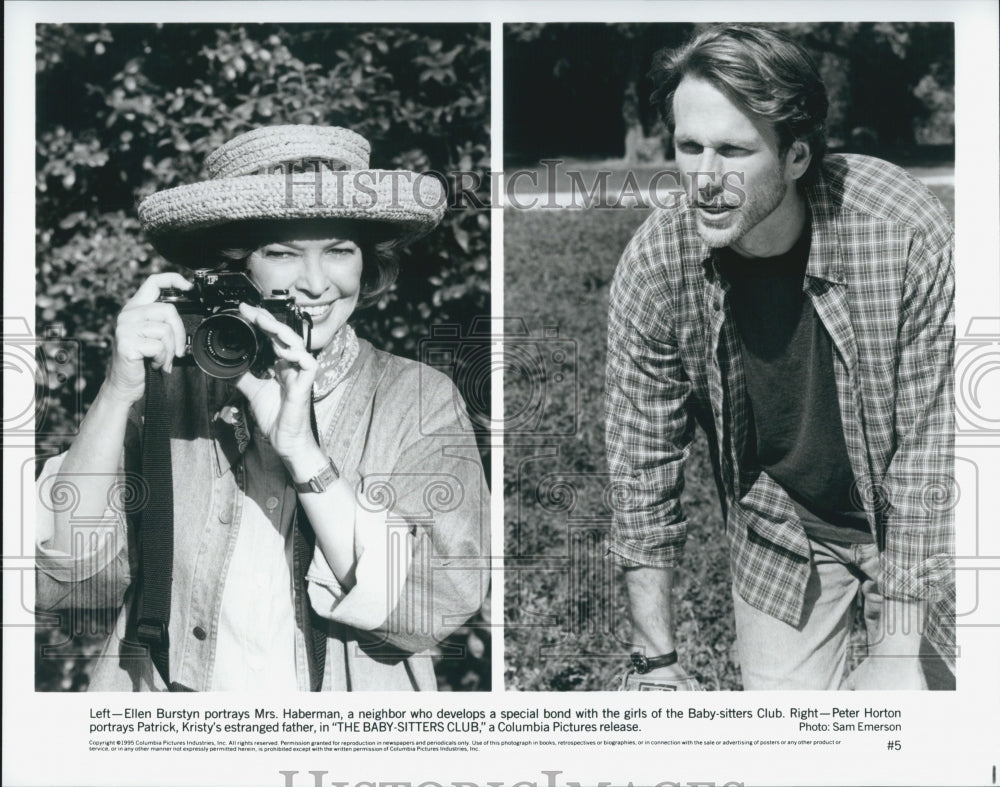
[{"left": 138, "top": 169, "right": 446, "bottom": 265}]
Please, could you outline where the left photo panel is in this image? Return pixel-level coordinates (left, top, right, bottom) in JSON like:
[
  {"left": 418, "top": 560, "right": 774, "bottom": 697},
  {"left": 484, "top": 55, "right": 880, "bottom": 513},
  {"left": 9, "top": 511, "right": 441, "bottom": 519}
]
[{"left": 33, "top": 22, "right": 492, "bottom": 692}]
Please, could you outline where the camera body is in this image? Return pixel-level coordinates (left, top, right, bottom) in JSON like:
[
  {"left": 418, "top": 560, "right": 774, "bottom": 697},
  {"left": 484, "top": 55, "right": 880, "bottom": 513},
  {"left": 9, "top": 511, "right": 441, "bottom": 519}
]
[{"left": 158, "top": 270, "right": 311, "bottom": 379}]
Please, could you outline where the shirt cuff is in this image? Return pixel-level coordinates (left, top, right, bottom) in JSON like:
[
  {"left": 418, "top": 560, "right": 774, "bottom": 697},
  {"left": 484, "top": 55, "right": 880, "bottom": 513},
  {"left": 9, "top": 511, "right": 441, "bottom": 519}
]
[
  {"left": 880, "top": 527, "right": 953, "bottom": 602},
  {"left": 306, "top": 503, "right": 414, "bottom": 631},
  {"left": 607, "top": 532, "right": 685, "bottom": 568},
  {"left": 35, "top": 454, "right": 123, "bottom": 582}
]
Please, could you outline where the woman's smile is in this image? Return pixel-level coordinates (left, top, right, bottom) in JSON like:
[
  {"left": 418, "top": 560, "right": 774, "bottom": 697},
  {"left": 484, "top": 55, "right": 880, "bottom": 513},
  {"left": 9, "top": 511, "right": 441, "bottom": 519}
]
[
  {"left": 298, "top": 301, "right": 336, "bottom": 320},
  {"left": 247, "top": 236, "right": 364, "bottom": 353}
]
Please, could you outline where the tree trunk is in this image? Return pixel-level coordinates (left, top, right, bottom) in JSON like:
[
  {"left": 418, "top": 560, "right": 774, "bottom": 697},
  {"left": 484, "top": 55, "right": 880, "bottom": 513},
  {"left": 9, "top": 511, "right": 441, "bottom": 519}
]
[{"left": 621, "top": 62, "right": 643, "bottom": 164}]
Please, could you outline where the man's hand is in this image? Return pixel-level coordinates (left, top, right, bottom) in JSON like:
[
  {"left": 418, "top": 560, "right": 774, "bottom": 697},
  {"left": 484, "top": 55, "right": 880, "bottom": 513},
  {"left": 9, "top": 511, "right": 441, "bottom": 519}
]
[
  {"left": 623, "top": 565, "right": 678, "bottom": 653},
  {"left": 618, "top": 565, "right": 703, "bottom": 689}
]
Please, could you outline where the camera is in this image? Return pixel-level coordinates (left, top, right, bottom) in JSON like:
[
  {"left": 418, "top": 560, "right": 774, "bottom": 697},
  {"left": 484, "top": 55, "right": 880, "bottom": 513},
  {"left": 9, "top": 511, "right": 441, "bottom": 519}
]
[{"left": 158, "top": 270, "right": 312, "bottom": 379}]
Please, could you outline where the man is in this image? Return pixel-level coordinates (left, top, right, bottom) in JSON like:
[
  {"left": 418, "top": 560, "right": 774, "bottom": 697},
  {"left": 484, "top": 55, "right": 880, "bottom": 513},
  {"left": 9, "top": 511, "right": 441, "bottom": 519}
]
[{"left": 606, "top": 25, "right": 954, "bottom": 690}]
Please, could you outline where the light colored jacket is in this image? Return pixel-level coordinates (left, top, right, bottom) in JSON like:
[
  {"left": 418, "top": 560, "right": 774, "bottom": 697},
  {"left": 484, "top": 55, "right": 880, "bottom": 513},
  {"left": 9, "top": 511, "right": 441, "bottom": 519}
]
[{"left": 36, "top": 338, "right": 490, "bottom": 691}]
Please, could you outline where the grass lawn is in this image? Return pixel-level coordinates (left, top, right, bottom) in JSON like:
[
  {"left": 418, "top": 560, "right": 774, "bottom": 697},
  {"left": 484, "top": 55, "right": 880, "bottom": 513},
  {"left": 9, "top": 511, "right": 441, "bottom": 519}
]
[{"left": 504, "top": 208, "right": 741, "bottom": 691}]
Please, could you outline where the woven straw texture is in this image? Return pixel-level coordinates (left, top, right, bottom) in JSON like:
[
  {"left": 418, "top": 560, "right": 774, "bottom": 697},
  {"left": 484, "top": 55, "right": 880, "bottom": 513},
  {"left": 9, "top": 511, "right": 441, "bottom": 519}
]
[
  {"left": 204, "top": 125, "right": 371, "bottom": 178},
  {"left": 139, "top": 170, "right": 444, "bottom": 234},
  {"left": 137, "top": 125, "right": 445, "bottom": 254}
]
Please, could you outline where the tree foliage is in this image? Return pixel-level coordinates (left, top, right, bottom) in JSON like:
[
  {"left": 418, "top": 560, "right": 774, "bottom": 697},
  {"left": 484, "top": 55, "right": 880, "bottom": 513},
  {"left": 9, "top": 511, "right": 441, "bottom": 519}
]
[
  {"left": 504, "top": 23, "right": 691, "bottom": 163},
  {"left": 779, "top": 22, "right": 955, "bottom": 148},
  {"left": 504, "top": 22, "right": 953, "bottom": 163}
]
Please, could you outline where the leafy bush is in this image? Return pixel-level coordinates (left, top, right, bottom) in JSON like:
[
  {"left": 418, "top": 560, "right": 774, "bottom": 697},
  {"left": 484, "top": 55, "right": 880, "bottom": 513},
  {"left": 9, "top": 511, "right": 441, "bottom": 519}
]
[{"left": 504, "top": 22, "right": 954, "bottom": 162}]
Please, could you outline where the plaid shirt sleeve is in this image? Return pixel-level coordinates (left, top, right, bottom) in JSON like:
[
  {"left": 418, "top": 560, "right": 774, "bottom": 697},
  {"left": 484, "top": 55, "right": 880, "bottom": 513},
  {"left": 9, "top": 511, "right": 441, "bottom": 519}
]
[
  {"left": 605, "top": 221, "right": 696, "bottom": 568},
  {"left": 879, "top": 225, "right": 955, "bottom": 602}
]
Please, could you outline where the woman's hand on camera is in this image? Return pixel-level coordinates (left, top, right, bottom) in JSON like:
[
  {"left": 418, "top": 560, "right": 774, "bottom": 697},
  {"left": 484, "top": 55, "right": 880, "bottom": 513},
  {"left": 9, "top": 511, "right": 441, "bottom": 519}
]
[
  {"left": 234, "top": 303, "right": 322, "bottom": 470},
  {"left": 104, "top": 272, "right": 192, "bottom": 405}
]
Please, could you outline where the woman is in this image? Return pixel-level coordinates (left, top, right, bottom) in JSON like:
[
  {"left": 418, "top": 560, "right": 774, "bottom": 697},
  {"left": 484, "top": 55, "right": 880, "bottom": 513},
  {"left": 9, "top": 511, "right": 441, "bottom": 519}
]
[{"left": 36, "top": 125, "right": 489, "bottom": 691}]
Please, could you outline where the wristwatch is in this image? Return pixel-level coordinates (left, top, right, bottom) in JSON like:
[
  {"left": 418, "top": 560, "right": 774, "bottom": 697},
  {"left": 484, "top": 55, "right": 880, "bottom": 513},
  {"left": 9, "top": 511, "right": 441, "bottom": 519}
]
[
  {"left": 292, "top": 457, "right": 340, "bottom": 494},
  {"left": 630, "top": 650, "right": 678, "bottom": 674}
]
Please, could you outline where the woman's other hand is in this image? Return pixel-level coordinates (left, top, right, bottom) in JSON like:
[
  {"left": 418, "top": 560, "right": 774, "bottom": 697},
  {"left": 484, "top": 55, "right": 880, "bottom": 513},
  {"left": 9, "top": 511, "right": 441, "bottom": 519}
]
[
  {"left": 233, "top": 303, "right": 324, "bottom": 474},
  {"left": 105, "top": 272, "right": 193, "bottom": 404}
]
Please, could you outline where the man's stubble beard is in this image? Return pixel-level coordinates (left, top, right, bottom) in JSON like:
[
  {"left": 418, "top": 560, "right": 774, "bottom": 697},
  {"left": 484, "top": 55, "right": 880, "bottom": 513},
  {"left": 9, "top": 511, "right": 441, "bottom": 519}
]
[{"left": 694, "top": 164, "right": 789, "bottom": 250}]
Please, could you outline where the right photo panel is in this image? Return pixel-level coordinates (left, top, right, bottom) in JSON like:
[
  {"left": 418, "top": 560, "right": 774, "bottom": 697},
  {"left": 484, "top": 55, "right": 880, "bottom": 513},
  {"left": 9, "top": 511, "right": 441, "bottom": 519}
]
[{"left": 503, "top": 22, "right": 956, "bottom": 692}]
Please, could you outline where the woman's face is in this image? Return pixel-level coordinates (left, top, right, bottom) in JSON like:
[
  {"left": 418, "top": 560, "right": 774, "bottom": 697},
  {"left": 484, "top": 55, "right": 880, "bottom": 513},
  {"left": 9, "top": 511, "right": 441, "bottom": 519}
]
[{"left": 246, "top": 235, "right": 364, "bottom": 354}]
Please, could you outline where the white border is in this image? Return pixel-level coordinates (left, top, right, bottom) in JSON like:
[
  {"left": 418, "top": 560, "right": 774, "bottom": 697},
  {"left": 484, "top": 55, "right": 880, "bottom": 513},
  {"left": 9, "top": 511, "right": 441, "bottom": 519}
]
[{"left": 5, "top": 2, "right": 999, "bottom": 787}]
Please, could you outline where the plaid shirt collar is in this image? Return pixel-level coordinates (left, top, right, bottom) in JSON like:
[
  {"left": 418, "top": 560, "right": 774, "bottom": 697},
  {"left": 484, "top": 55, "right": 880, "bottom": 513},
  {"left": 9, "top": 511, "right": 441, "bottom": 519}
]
[{"left": 804, "top": 172, "right": 847, "bottom": 285}]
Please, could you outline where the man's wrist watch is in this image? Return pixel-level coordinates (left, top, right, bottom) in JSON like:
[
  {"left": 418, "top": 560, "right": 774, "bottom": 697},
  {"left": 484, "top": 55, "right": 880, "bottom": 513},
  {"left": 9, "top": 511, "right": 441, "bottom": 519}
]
[
  {"left": 630, "top": 650, "right": 678, "bottom": 674},
  {"left": 292, "top": 457, "right": 340, "bottom": 494}
]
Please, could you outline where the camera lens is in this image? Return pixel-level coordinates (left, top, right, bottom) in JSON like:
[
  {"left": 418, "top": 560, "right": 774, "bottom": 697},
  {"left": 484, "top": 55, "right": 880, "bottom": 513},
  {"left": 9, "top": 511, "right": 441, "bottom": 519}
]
[{"left": 191, "top": 311, "right": 260, "bottom": 379}]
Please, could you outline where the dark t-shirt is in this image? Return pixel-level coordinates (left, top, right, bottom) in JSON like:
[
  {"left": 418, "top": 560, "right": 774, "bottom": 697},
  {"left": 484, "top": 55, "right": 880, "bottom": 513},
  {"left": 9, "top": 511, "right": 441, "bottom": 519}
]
[{"left": 719, "top": 224, "right": 872, "bottom": 544}]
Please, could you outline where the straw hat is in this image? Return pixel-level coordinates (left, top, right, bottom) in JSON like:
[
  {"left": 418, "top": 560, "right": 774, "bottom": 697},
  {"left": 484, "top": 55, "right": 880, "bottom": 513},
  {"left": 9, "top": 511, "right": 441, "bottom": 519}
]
[{"left": 138, "top": 125, "right": 446, "bottom": 263}]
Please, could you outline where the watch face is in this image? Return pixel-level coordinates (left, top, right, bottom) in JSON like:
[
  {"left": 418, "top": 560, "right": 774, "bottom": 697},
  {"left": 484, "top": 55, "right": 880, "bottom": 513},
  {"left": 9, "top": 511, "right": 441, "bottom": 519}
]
[
  {"left": 295, "top": 458, "right": 340, "bottom": 494},
  {"left": 630, "top": 652, "right": 649, "bottom": 673},
  {"left": 318, "top": 463, "right": 338, "bottom": 487}
]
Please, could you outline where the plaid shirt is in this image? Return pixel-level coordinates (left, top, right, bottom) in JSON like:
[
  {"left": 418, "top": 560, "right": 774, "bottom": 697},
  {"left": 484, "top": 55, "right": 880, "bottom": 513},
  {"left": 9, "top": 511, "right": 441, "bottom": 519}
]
[{"left": 606, "top": 153, "right": 954, "bottom": 631}]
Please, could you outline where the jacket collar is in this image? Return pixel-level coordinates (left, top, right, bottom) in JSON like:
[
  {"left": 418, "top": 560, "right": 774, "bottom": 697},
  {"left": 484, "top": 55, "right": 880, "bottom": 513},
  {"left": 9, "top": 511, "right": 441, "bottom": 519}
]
[{"left": 209, "top": 382, "right": 249, "bottom": 477}]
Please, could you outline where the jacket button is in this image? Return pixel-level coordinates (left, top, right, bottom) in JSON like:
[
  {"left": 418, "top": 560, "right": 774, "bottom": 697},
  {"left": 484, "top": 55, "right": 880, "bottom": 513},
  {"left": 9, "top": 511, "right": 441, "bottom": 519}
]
[{"left": 193, "top": 626, "right": 207, "bottom": 641}]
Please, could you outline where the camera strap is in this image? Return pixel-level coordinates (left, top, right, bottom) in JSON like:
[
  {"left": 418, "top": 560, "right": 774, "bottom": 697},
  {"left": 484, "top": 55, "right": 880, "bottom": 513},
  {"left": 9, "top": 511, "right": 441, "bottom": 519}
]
[
  {"left": 293, "top": 400, "right": 328, "bottom": 691},
  {"left": 129, "top": 362, "right": 176, "bottom": 689}
]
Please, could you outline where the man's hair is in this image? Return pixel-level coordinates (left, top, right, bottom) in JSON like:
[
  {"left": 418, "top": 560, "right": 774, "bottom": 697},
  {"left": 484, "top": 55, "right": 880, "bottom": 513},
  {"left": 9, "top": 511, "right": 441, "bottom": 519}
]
[{"left": 651, "top": 24, "right": 829, "bottom": 183}]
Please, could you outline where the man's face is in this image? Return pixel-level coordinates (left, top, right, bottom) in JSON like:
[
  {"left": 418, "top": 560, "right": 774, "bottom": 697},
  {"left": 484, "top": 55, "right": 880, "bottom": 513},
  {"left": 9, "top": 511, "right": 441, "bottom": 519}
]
[{"left": 673, "top": 76, "right": 803, "bottom": 254}]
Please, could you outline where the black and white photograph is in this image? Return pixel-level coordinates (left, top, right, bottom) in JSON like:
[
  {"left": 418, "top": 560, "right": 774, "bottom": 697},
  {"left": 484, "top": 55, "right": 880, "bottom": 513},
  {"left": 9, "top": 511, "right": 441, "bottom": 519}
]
[
  {"left": 31, "top": 22, "right": 492, "bottom": 693},
  {"left": 504, "top": 22, "right": 957, "bottom": 692}
]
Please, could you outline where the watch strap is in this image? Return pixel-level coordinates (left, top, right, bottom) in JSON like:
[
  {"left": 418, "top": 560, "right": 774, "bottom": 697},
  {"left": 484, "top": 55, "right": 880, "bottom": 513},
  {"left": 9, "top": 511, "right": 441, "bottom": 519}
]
[
  {"left": 630, "top": 649, "right": 679, "bottom": 673},
  {"left": 292, "top": 457, "right": 340, "bottom": 494}
]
